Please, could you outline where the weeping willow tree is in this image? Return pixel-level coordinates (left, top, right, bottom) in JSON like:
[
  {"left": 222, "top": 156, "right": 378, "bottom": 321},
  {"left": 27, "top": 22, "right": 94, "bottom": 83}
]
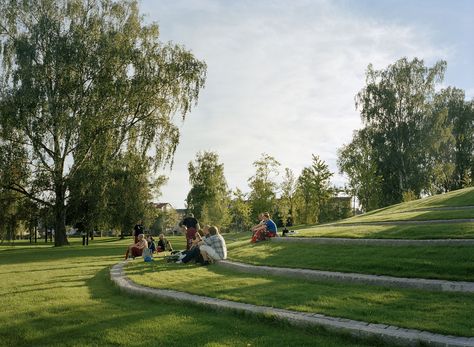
[{"left": 0, "top": 0, "right": 206, "bottom": 246}]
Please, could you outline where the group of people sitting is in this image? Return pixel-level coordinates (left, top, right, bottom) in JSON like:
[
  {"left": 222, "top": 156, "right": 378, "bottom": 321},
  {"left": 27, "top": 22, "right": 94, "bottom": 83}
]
[
  {"left": 250, "top": 212, "right": 278, "bottom": 243},
  {"left": 175, "top": 224, "right": 227, "bottom": 265},
  {"left": 123, "top": 215, "right": 227, "bottom": 266},
  {"left": 124, "top": 211, "right": 276, "bottom": 262},
  {"left": 124, "top": 233, "right": 173, "bottom": 260}
]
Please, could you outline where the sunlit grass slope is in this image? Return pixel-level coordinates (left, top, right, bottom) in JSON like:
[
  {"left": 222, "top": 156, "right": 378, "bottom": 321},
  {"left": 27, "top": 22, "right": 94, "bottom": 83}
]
[
  {"left": 343, "top": 187, "right": 474, "bottom": 223},
  {"left": 126, "top": 255, "right": 474, "bottom": 337},
  {"left": 227, "top": 241, "right": 474, "bottom": 281},
  {"left": 291, "top": 187, "right": 474, "bottom": 238}
]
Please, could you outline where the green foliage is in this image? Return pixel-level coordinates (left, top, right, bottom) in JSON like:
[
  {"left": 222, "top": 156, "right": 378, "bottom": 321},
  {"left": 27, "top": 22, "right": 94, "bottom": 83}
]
[
  {"left": 295, "top": 154, "right": 333, "bottom": 224},
  {"left": 338, "top": 128, "right": 383, "bottom": 211},
  {"left": 278, "top": 167, "right": 297, "bottom": 226},
  {"left": 247, "top": 153, "right": 280, "bottom": 218},
  {"left": 432, "top": 88, "right": 474, "bottom": 191},
  {"left": 228, "top": 188, "right": 252, "bottom": 231},
  {"left": 106, "top": 152, "right": 158, "bottom": 236},
  {"left": 319, "top": 194, "right": 353, "bottom": 222},
  {"left": 402, "top": 190, "right": 417, "bottom": 202},
  {"left": 0, "top": 0, "right": 206, "bottom": 245},
  {"left": 355, "top": 57, "right": 446, "bottom": 205},
  {"left": 186, "top": 151, "right": 230, "bottom": 228},
  {"left": 150, "top": 207, "right": 180, "bottom": 235}
]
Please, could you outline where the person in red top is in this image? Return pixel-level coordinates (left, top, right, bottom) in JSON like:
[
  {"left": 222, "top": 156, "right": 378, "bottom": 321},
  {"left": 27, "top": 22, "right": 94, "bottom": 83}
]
[
  {"left": 124, "top": 234, "right": 148, "bottom": 259},
  {"left": 180, "top": 213, "right": 200, "bottom": 250}
]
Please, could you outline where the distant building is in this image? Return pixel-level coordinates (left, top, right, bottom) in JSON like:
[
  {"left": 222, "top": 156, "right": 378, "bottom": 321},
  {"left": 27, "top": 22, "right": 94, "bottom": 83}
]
[{"left": 152, "top": 202, "right": 173, "bottom": 212}]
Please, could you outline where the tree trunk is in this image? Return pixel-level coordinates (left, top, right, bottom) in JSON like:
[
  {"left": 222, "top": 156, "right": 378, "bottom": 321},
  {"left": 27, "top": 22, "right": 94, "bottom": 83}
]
[{"left": 54, "top": 183, "right": 69, "bottom": 247}]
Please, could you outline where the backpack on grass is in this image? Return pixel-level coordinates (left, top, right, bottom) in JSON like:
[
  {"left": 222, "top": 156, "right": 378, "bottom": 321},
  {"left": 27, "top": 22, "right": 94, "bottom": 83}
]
[{"left": 142, "top": 247, "right": 153, "bottom": 262}]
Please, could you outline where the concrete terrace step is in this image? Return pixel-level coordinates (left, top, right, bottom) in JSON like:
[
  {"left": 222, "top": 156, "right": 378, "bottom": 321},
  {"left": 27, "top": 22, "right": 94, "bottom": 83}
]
[
  {"left": 272, "top": 237, "right": 474, "bottom": 246},
  {"left": 110, "top": 261, "right": 474, "bottom": 347},
  {"left": 217, "top": 260, "right": 474, "bottom": 293}
]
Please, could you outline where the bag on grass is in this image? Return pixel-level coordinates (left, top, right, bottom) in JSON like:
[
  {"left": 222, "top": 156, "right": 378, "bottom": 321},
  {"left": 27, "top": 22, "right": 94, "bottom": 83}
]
[{"left": 142, "top": 248, "right": 153, "bottom": 262}]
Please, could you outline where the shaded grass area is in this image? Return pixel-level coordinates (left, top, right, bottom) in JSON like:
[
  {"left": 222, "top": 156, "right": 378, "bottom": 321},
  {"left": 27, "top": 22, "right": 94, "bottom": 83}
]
[
  {"left": 227, "top": 242, "right": 474, "bottom": 281},
  {"left": 0, "top": 238, "right": 382, "bottom": 347},
  {"left": 293, "top": 223, "right": 474, "bottom": 239},
  {"left": 126, "top": 259, "right": 474, "bottom": 337},
  {"left": 341, "top": 208, "right": 474, "bottom": 223}
]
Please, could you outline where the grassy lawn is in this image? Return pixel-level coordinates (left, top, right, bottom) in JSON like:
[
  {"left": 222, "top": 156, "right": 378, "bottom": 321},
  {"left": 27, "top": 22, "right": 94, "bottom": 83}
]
[
  {"left": 226, "top": 242, "right": 474, "bottom": 281},
  {"left": 0, "top": 238, "right": 384, "bottom": 347},
  {"left": 340, "top": 208, "right": 474, "bottom": 223},
  {"left": 344, "top": 187, "right": 474, "bottom": 220},
  {"left": 126, "top": 258, "right": 474, "bottom": 337},
  {"left": 293, "top": 222, "right": 474, "bottom": 239}
]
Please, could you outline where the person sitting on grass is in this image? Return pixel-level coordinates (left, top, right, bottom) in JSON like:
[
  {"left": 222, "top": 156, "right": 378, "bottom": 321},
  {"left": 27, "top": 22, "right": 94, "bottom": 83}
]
[
  {"left": 124, "top": 233, "right": 148, "bottom": 260},
  {"left": 199, "top": 225, "right": 227, "bottom": 265},
  {"left": 176, "top": 229, "right": 205, "bottom": 264},
  {"left": 251, "top": 213, "right": 266, "bottom": 243},
  {"left": 157, "top": 233, "right": 173, "bottom": 252},
  {"left": 251, "top": 212, "right": 277, "bottom": 242},
  {"left": 262, "top": 212, "right": 278, "bottom": 238},
  {"left": 146, "top": 235, "right": 156, "bottom": 253}
]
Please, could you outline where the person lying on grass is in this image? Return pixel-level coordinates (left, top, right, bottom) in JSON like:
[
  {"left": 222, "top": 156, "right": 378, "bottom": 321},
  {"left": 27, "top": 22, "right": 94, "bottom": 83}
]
[
  {"left": 125, "top": 233, "right": 148, "bottom": 260},
  {"left": 199, "top": 225, "right": 227, "bottom": 265}
]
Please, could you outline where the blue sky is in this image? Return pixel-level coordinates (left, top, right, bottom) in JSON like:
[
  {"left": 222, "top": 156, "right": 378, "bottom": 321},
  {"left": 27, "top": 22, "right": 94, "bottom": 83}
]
[{"left": 140, "top": 0, "right": 474, "bottom": 208}]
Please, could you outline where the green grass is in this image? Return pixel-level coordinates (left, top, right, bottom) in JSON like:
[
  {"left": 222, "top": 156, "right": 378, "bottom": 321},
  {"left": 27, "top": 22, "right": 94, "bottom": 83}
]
[
  {"left": 340, "top": 187, "right": 474, "bottom": 224},
  {"left": 293, "top": 222, "right": 474, "bottom": 239},
  {"left": 227, "top": 242, "right": 474, "bottom": 281},
  {"left": 341, "top": 208, "right": 474, "bottom": 223},
  {"left": 386, "top": 187, "right": 474, "bottom": 210},
  {"left": 0, "top": 237, "right": 384, "bottom": 347},
  {"left": 126, "top": 258, "right": 474, "bottom": 337}
]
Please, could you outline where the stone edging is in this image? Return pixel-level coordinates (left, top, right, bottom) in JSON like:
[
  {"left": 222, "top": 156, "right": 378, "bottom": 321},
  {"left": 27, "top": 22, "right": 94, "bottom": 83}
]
[
  {"left": 217, "top": 260, "right": 474, "bottom": 293},
  {"left": 272, "top": 237, "right": 474, "bottom": 246},
  {"left": 110, "top": 261, "right": 474, "bottom": 347}
]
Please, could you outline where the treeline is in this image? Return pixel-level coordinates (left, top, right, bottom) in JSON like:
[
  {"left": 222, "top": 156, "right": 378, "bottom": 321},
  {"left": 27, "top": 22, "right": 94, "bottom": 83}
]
[
  {"left": 185, "top": 152, "right": 351, "bottom": 232},
  {"left": 0, "top": 0, "right": 207, "bottom": 245},
  {"left": 338, "top": 58, "right": 474, "bottom": 211}
]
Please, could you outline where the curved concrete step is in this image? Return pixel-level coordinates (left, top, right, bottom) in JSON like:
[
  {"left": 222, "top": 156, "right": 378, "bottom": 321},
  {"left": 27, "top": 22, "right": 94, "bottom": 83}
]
[
  {"left": 111, "top": 261, "right": 474, "bottom": 347},
  {"left": 218, "top": 260, "right": 474, "bottom": 293},
  {"left": 272, "top": 237, "right": 474, "bottom": 246}
]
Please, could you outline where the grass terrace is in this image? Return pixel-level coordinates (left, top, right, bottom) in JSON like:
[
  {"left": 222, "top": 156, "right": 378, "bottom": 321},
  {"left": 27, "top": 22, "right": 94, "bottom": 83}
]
[
  {"left": 226, "top": 241, "right": 474, "bottom": 281},
  {"left": 292, "top": 222, "right": 474, "bottom": 239},
  {"left": 0, "top": 237, "right": 385, "bottom": 347},
  {"left": 125, "top": 256, "right": 474, "bottom": 337}
]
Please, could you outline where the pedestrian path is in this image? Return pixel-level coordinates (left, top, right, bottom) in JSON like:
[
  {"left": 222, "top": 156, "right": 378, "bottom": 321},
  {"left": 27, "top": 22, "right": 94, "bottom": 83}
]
[
  {"left": 110, "top": 261, "right": 474, "bottom": 347},
  {"left": 217, "top": 260, "right": 474, "bottom": 293},
  {"left": 272, "top": 236, "right": 474, "bottom": 246}
]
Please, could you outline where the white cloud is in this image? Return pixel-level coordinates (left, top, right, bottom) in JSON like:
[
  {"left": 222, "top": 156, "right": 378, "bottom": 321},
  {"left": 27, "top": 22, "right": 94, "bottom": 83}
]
[{"left": 141, "top": 0, "right": 457, "bottom": 208}]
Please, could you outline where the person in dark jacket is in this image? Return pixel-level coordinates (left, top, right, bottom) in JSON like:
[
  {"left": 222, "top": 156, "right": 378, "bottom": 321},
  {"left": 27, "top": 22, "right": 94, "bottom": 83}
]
[
  {"left": 133, "top": 220, "right": 144, "bottom": 244},
  {"left": 179, "top": 213, "right": 200, "bottom": 250}
]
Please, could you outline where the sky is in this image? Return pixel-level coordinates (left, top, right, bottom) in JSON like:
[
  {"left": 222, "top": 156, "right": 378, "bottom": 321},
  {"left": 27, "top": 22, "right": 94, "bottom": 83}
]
[{"left": 139, "top": 0, "right": 474, "bottom": 209}]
